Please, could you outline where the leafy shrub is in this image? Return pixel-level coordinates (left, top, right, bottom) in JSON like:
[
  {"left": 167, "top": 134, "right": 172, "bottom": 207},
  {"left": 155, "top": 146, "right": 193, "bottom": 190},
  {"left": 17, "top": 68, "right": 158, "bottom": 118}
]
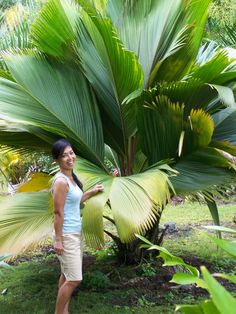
[
  {"left": 138, "top": 263, "right": 157, "bottom": 277},
  {"left": 82, "top": 270, "right": 110, "bottom": 290},
  {"left": 90, "top": 245, "right": 115, "bottom": 261},
  {"left": 137, "top": 227, "right": 236, "bottom": 314}
]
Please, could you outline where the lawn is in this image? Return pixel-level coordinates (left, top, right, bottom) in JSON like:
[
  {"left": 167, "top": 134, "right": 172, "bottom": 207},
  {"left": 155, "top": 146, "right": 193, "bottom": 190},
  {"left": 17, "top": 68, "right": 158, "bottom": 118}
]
[{"left": 0, "top": 201, "right": 235, "bottom": 314}]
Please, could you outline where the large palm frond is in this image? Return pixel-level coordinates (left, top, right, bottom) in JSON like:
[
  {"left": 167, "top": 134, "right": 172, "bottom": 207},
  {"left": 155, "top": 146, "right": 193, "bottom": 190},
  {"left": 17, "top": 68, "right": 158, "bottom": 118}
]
[
  {"left": 1, "top": 51, "right": 105, "bottom": 167},
  {"left": 107, "top": 0, "right": 188, "bottom": 87},
  {"left": 137, "top": 95, "right": 215, "bottom": 163},
  {"left": 171, "top": 148, "right": 236, "bottom": 195},
  {"left": 154, "top": 0, "right": 212, "bottom": 83},
  {"left": 0, "top": 192, "right": 52, "bottom": 254},
  {"left": 75, "top": 9, "right": 143, "bottom": 152},
  {"left": 0, "top": 0, "right": 236, "bottom": 254},
  {"left": 77, "top": 158, "right": 174, "bottom": 245},
  {"left": 0, "top": 157, "right": 173, "bottom": 251},
  {"left": 30, "top": 0, "right": 78, "bottom": 57}
]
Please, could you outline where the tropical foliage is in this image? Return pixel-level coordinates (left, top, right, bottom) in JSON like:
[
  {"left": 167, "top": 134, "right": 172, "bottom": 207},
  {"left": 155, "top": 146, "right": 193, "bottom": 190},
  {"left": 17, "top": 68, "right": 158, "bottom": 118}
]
[
  {"left": 138, "top": 226, "right": 236, "bottom": 314},
  {"left": 0, "top": 0, "right": 236, "bottom": 259},
  {"left": 208, "top": 0, "right": 236, "bottom": 47}
]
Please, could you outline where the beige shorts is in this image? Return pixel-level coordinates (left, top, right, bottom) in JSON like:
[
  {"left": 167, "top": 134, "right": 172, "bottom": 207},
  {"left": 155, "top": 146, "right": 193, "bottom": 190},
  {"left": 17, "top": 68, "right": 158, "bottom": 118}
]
[{"left": 56, "top": 233, "right": 83, "bottom": 281}]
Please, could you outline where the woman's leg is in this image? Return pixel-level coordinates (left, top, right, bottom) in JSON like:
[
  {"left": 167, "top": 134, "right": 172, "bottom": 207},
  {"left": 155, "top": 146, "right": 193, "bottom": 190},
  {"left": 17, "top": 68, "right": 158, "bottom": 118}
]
[
  {"left": 55, "top": 280, "right": 81, "bottom": 314},
  {"left": 58, "top": 273, "right": 66, "bottom": 288},
  {"left": 57, "top": 274, "right": 68, "bottom": 314}
]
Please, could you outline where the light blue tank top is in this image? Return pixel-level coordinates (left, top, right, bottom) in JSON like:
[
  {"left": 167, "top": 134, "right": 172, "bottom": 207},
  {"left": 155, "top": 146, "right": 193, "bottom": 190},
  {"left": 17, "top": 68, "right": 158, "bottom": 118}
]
[{"left": 53, "top": 172, "right": 83, "bottom": 234}]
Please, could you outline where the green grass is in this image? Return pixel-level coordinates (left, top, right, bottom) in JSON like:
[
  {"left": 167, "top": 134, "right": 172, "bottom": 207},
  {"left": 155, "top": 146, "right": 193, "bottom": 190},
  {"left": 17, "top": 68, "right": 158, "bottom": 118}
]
[
  {"left": 160, "top": 202, "right": 236, "bottom": 262},
  {"left": 160, "top": 202, "right": 236, "bottom": 225},
  {"left": 0, "top": 256, "right": 174, "bottom": 314},
  {"left": 0, "top": 201, "right": 235, "bottom": 313}
]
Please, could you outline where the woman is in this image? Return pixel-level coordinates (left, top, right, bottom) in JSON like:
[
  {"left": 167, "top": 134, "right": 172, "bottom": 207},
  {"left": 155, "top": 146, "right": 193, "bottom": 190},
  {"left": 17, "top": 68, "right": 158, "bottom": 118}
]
[{"left": 51, "top": 139, "right": 103, "bottom": 314}]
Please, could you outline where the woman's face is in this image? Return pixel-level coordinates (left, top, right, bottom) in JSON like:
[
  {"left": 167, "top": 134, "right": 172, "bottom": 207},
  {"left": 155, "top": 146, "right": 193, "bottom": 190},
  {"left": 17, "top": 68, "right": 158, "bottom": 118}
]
[{"left": 57, "top": 145, "right": 76, "bottom": 170}]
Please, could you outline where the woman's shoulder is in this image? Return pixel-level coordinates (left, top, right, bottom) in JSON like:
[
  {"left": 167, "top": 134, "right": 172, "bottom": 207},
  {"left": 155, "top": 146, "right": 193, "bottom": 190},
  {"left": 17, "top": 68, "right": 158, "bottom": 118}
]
[{"left": 53, "top": 173, "right": 69, "bottom": 187}]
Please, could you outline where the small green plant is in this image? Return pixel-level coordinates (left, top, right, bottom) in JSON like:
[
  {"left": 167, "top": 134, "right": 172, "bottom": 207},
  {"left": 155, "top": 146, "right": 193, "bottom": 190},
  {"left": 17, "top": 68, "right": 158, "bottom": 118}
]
[
  {"left": 137, "top": 228, "right": 236, "bottom": 314},
  {"left": 90, "top": 245, "right": 115, "bottom": 261},
  {"left": 140, "top": 263, "right": 157, "bottom": 277},
  {"left": 82, "top": 270, "right": 110, "bottom": 290},
  {"left": 164, "top": 292, "right": 175, "bottom": 303},
  {"left": 137, "top": 295, "right": 155, "bottom": 307}
]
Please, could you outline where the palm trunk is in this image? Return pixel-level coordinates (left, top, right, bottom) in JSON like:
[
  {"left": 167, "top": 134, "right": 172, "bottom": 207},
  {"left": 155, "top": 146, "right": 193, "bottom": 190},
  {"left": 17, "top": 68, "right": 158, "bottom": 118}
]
[{"left": 104, "top": 211, "right": 165, "bottom": 264}]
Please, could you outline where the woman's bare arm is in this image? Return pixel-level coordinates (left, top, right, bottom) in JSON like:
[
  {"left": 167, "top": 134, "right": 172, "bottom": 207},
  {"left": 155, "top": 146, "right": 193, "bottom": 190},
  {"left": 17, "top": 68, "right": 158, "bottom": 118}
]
[
  {"left": 81, "top": 184, "right": 104, "bottom": 203},
  {"left": 53, "top": 178, "right": 68, "bottom": 254}
]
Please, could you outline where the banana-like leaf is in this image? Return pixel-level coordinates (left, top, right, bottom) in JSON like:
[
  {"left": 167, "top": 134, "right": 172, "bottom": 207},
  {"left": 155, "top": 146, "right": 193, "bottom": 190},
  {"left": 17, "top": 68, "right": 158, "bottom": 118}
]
[
  {"left": 0, "top": 192, "right": 53, "bottom": 254},
  {"left": 75, "top": 9, "right": 143, "bottom": 142},
  {"left": 2, "top": 52, "right": 105, "bottom": 167},
  {"left": 176, "top": 300, "right": 221, "bottom": 314},
  {"left": 171, "top": 273, "right": 206, "bottom": 289},
  {"left": 213, "top": 273, "right": 236, "bottom": 285},
  {"left": 107, "top": 0, "right": 186, "bottom": 87},
  {"left": 209, "top": 237, "right": 236, "bottom": 258},
  {"left": 137, "top": 234, "right": 199, "bottom": 277},
  {"left": 30, "top": 0, "right": 78, "bottom": 57},
  {"left": 200, "top": 300, "right": 221, "bottom": 314},
  {"left": 201, "top": 266, "right": 236, "bottom": 314}
]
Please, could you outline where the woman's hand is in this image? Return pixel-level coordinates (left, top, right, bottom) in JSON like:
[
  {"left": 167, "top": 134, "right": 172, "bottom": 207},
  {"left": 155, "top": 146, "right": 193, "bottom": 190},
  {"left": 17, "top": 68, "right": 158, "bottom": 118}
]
[
  {"left": 54, "top": 240, "right": 64, "bottom": 255},
  {"left": 81, "top": 184, "right": 104, "bottom": 203},
  {"left": 91, "top": 184, "right": 104, "bottom": 195}
]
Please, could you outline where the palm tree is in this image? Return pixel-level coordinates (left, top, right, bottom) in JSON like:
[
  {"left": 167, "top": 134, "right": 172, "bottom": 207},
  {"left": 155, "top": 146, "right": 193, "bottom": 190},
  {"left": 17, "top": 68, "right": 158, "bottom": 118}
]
[{"left": 0, "top": 0, "right": 236, "bottom": 262}]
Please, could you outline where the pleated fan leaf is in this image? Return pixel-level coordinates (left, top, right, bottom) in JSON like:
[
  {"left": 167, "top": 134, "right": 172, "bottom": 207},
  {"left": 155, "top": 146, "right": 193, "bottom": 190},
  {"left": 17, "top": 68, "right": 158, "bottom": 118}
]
[
  {"left": 30, "top": 0, "right": 79, "bottom": 57},
  {"left": 75, "top": 9, "right": 143, "bottom": 140},
  {"left": 3, "top": 52, "right": 105, "bottom": 166},
  {"left": 0, "top": 192, "right": 53, "bottom": 254},
  {"left": 76, "top": 158, "right": 172, "bottom": 243},
  {"left": 17, "top": 172, "right": 52, "bottom": 192},
  {"left": 183, "top": 109, "right": 214, "bottom": 155}
]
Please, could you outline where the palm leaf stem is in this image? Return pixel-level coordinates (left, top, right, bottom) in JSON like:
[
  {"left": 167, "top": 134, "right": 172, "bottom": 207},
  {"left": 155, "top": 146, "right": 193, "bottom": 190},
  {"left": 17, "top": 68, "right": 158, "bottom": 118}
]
[
  {"left": 104, "top": 229, "right": 120, "bottom": 246},
  {"left": 103, "top": 214, "right": 115, "bottom": 225}
]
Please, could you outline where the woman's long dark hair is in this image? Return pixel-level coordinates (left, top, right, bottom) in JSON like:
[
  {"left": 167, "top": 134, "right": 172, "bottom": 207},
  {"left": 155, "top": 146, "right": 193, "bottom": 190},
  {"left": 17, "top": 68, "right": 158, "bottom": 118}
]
[{"left": 51, "top": 139, "right": 83, "bottom": 191}]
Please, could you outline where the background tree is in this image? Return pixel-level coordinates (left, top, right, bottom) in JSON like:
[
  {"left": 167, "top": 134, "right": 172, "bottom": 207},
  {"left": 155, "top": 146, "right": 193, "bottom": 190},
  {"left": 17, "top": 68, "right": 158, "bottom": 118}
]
[
  {"left": 0, "top": 0, "right": 236, "bottom": 263},
  {"left": 207, "top": 0, "right": 236, "bottom": 47}
]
